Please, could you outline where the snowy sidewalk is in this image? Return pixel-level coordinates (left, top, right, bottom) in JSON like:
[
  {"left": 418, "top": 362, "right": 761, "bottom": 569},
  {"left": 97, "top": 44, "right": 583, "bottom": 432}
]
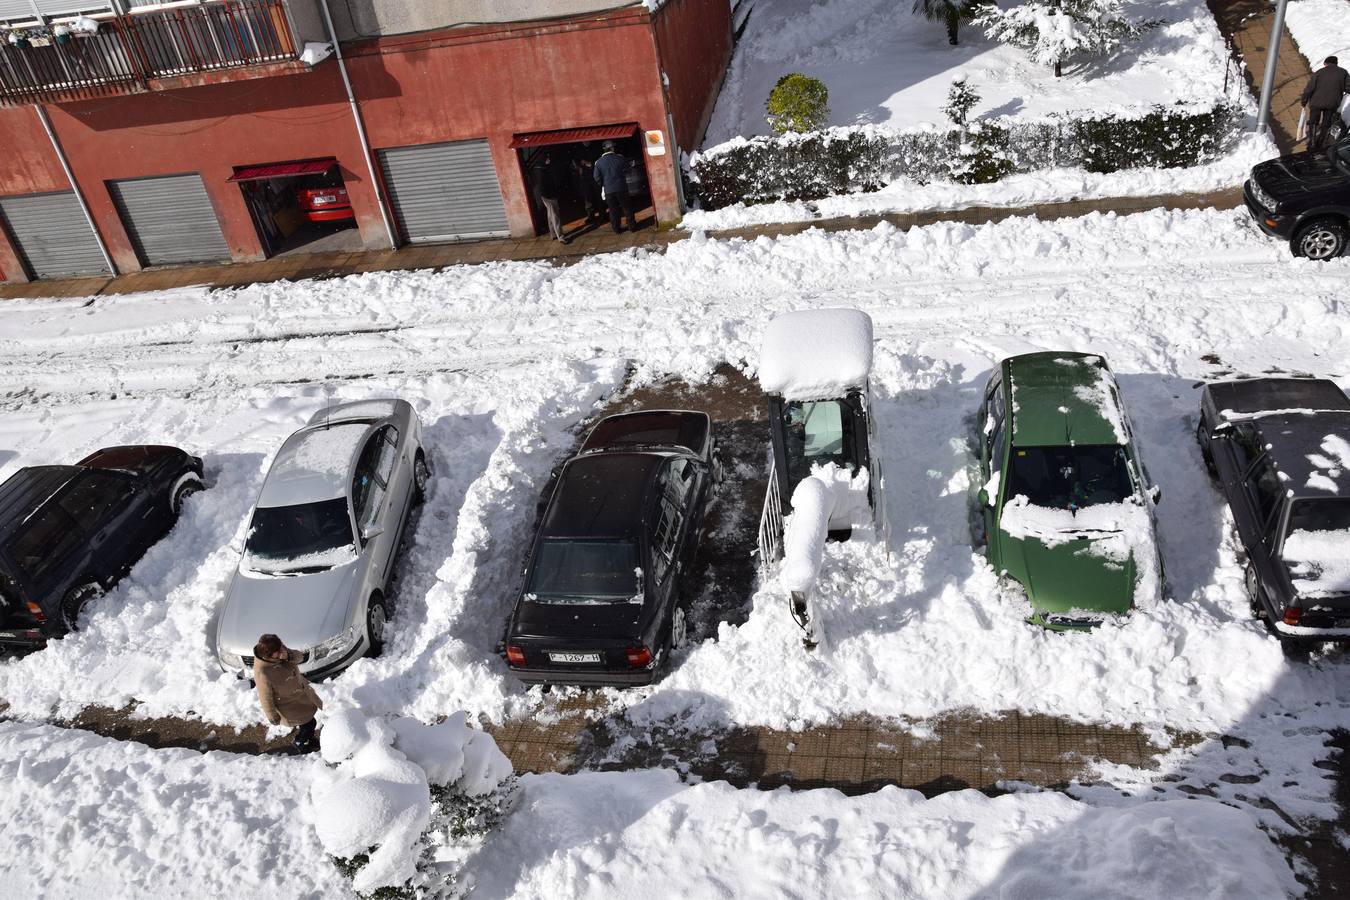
[
  {"left": 1207, "top": 0, "right": 1315, "bottom": 153},
  {"left": 0, "top": 187, "right": 1240, "bottom": 301}
]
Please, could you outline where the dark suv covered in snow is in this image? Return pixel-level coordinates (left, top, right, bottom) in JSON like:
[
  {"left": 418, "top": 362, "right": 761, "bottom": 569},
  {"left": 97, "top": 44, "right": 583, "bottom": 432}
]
[
  {"left": 1197, "top": 378, "right": 1350, "bottom": 654},
  {"left": 504, "top": 410, "right": 720, "bottom": 686},
  {"left": 1244, "top": 134, "right": 1350, "bottom": 260},
  {"left": 0, "top": 446, "right": 203, "bottom": 650}
]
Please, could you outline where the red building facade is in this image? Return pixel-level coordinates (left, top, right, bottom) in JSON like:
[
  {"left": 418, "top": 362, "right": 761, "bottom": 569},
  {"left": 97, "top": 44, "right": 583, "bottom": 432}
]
[{"left": 0, "top": 0, "right": 732, "bottom": 283}]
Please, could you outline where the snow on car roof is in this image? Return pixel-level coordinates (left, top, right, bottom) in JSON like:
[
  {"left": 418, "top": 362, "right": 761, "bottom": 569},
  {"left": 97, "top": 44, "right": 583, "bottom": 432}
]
[
  {"left": 1007, "top": 352, "right": 1126, "bottom": 447},
  {"left": 306, "top": 399, "right": 400, "bottom": 427},
  {"left": 1248, "top": 413, "right": 1350, "bottom": 498},
  {"left": 758, "top": 308, "right": 873, "bottom": 401},
  {"left": 258, "top": 422, "right": 369, "bottom": 507}
]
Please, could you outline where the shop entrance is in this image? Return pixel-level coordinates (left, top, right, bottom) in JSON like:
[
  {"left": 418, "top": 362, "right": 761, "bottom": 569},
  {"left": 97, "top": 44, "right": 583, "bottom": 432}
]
[
  {"left": 510, "top": 124, "right": 655, "bottom": 240},
  {"left": 228, "top": 158, "right": 360, "bottom": 257}
]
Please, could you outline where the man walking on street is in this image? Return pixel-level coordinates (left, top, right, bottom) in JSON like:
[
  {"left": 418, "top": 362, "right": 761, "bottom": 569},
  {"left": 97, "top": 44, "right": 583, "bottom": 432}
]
[
  {"left": 1302, "top": 56, "right": 1350, "bottom": 151},
  {"left": 593, "top": 140, "right": 636, "bottom": 234},
  {"left": 253, "top": 633, "right": 323, "bottom": 753},
  {"left": 529, "top": 153, "right": 569, "bottom": 244}
]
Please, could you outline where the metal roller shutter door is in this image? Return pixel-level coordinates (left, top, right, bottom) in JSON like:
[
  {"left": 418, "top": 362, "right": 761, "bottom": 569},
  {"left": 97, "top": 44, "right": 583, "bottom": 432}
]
[
  {"left": 0, "top": 191, "right": 109, "bottom": 278},
  {"left": 378, "top": 140, "right": 509, "bottom": 243},
  {"left": 109, "top": 174, "right": 230, "bottom": 266}
]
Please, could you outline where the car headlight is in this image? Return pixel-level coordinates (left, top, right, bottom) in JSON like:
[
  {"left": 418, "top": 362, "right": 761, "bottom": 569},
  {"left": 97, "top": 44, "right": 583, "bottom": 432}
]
[
  {"left": 1250, "top": 179, "right": 1279, "bottom": 213},
  {"left": 307, "top": 626, "right": 358, "bottom": 662},
  {"left": 218, "top": 649, "right": 244, "bottom": 670}
]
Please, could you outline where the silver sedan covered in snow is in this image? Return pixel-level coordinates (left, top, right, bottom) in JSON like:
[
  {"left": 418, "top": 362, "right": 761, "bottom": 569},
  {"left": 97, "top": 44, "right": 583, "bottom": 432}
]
[{"left": 214, "top": 399, "right": 428, "bottom": 679}]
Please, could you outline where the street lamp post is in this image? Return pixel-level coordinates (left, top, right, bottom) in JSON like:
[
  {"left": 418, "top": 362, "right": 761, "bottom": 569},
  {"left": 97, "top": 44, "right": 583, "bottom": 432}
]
[{"left": 1256, "top": 0, "right": 1289, "bottom": 134}]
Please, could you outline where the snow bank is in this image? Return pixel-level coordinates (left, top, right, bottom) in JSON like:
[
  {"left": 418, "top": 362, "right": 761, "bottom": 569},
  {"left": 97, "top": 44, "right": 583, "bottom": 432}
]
[
  {"left": 464, "top": 769, "right": 1297, "bottom": 899},
  {"left": 0, "top": 721, "right": 346, "bottom": 898},
  {"left": 313, "top": 708, "right": 510, "bottom": 893},
  {"left": 1285, "top": 1, "right": 1350, "bottom": 79},
  {"left": 782, "top": 477, "right": 833, "bottom": 595},
  {"left": 759, "top": 307, "right": 873, "bottom": 399}
]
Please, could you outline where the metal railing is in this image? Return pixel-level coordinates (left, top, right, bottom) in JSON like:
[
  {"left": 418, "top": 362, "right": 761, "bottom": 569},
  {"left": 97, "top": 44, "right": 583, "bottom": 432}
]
[
  {"left": 755, "top": 452, "right": 783, "bottom": 578},
  {"left": 0, "top": 1, "right": 296, "bottom": 104}
]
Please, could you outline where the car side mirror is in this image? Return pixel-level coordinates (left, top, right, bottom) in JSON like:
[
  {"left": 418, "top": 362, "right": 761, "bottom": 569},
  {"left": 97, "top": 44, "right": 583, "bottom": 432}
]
[
  {"left": 1148, "top": 485, "right": 1163, "bottom": 504},
  {"left": 361, "top": 524, "right": 385, "bottom": 542},
  {"left": 977, "top": 488, "right": 990, "bottom": 507}
]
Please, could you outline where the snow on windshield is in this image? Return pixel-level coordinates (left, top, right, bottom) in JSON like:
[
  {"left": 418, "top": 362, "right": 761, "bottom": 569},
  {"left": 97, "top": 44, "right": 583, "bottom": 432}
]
[
  {"left": 758, "top": 308, "right": 873, "bottom": 400},
  {"left": 243, "top": 498, "right": 356, "bottom": 574},
  {"left": 1283, "top": 528, "right": 1350, "bottom": 598}
]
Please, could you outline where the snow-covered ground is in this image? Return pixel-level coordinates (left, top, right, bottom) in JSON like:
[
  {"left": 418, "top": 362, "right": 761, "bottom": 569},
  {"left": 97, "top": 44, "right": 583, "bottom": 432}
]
[
  {"left": 2, "top": 207, "right": 1350, "bottom": 893},
  {"left": 705, "top": 0, "right": 1239, "bottom": 143},
  {"left": 1284, "top": 0, "right": 1350, "bottom": 72}
]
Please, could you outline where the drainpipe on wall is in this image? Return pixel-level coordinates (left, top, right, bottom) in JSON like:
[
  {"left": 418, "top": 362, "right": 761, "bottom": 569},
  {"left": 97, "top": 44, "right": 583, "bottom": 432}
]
[
  {"left": 33, "top": 105, "right": 117, "bottom": 275},
  {"left": 316, "top": 0, "right": 398, "bottom": 249}
]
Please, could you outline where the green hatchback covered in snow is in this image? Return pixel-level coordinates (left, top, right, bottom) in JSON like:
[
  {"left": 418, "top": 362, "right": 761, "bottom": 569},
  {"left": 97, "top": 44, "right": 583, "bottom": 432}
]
[{"left": 976, "top": 352, "right": 1163, "bottom": 630}]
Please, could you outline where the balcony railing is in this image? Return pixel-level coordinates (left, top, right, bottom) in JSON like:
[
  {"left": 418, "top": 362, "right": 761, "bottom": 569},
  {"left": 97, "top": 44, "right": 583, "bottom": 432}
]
[{"left": 0, "top": 1, "right": 296, "bottom": 104}]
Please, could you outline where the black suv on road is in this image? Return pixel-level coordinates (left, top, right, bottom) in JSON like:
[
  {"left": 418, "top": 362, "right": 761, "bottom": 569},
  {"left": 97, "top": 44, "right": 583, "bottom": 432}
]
[
  {"left": 1245, "top": 132, "right": 1350, "bottom": 260},
  {"left": 1196, "top": 378, "right": 1350, "bottom": 656},
  {"left": 504, "top": 410, "right": 720, "bottom": 686},
  {"left": 0, "top": 445, "right": 203, "bottom": 650}
]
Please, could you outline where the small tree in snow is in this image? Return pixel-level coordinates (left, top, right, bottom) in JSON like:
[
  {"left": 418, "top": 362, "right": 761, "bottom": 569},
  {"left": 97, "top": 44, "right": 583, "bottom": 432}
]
[
  {"left": 942, "top": 76, "right": 980, "bottom": 133},
  {"left": 913, "top": 0, "right": 993, "bottom": 46},
  {"left": 765, "top": 73, "right": 830, "bottom": 135},
  {"left": 977, "top": 0, "right": 1162, "bottom": 77}
]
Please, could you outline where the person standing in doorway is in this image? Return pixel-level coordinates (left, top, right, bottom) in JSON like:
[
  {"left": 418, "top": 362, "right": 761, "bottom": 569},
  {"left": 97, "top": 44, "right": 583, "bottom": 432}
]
[
  {"left": 529, "top": 153, "right": 569, "bottom": 244},
  {"left": 593, "top": 140, "right": 636, "bottom": 234},
  {"left": 572, "top": 144, "right": 603, "bottom": 224},
  {"left": 1302, "top": 56, "right": 1350, "bottom": 151},
  {"left": 253, "top": 633, "right": 323, "bottom": 754}
]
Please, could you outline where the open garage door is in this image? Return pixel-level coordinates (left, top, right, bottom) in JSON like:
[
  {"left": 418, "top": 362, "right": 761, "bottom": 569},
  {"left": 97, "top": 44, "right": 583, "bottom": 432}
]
[
  {"left": 109, "top": 174, "right": 230, "bottom": 266},
  {"left": 0, "top": 191, "right": 109, "bottom": 279},
  {"left": 378, "top": 140, "right": 509, "bottom": 243}
]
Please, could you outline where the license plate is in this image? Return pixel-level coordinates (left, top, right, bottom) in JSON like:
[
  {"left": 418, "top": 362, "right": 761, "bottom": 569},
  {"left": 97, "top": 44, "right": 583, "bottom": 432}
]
[{"left": 548, "top": 651, "right": 601, "bottom": 664}]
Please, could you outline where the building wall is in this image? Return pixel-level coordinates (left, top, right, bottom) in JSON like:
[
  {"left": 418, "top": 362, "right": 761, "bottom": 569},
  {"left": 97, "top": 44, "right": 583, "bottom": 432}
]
[
  {"left": 327, "top": 0, "right": 635, "bottom": 41},
  {"left": 0, "top": 105, "right": 79, "bottom": 282},
  {"left": 651, "top": 0, "right": 732, "bottom": 151}
]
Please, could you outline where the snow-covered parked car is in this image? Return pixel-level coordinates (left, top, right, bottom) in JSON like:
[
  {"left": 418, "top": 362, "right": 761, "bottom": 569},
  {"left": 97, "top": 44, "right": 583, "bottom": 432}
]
[
  {"left": 977, "top": 352, "right": 1163, "bottom": 629},
  {"left": 504, "top": 410, "right": 720, "bottom": 686},
  {"left": 1244, "top": 132, "right": 1350, "bottom": 260},
  {"left": 0, "top": 446, "right": 203, "bottom": 649},
  {"left": 1197, "top": 377, "right": 1350, "bottom": 655},
  {"left": 214, "top": 400, "right": 428, "bottom": 680}
]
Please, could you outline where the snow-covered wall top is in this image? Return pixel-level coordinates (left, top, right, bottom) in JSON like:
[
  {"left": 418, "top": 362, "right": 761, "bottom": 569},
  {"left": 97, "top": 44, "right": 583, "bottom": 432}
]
[{"left": 758, "top": 307, "right": 874, "bottom": 400}]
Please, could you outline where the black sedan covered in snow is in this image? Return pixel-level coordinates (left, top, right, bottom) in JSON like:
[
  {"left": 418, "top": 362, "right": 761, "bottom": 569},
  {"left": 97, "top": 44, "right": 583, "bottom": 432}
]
[
  {"left": 1197, "top": 378, "right": 1350, "bottom": 655},
  {"left": 0, "top": 446, "right": 203, "bottom": 649},
  {"left": 504, "top": 410, "right": 720, "bottom": 686}
]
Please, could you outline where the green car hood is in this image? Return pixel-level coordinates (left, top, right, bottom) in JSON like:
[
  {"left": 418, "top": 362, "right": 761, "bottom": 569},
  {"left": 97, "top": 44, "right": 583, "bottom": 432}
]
[{"left": 999, "top": 533, "right": 1136, "bottom": 617}]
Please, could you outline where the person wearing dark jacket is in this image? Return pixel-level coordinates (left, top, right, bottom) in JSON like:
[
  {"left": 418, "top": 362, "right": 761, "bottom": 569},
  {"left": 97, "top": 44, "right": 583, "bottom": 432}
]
[
  {"left": 593, "top": 141, "right": 636, "bottom": 233},
  {"left": 529, "top": 153, "right": 569, "bottom": 243},
  {"left": 1302, "top": 56, "right": 1350, "bottom": 151}
]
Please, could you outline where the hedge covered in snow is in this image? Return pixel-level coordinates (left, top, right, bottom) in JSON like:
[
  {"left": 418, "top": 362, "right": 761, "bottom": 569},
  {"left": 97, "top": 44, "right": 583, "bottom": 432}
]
[{"left": 689, "top": 101, "right": 1244, "bottom": 209}]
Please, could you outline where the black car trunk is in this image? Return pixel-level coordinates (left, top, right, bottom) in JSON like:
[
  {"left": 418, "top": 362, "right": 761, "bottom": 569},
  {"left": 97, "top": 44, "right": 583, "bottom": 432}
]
[
  {"left": 510, "top": 599, "right": 650, "bottom": 668},
  {"left": 1293, "top": 595, "right": 1350, "bottom": 630}
]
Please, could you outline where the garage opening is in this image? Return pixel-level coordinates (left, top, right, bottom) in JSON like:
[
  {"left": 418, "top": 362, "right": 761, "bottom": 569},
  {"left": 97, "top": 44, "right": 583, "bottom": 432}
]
[
  {"left": 228, "top": 158, "right": 359, "bottom": 257},
  {"left": 510, "top": 124, "right": 655, "bottom": 239}
]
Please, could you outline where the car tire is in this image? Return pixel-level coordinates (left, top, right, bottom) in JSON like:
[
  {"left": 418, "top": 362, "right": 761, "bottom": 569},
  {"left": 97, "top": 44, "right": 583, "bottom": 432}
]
[
  {"left": 365, "top": 597, "right": 388, "bottom": 658},
  {"left": 413, "top": 451, "right": 430, "bottom": 504},
  {"left": 60, "top": 582, "right": 103, "bottom": 632},
  {"left": 1291, "top": 218, "right": 1347, "bottom": 261},
  {"left": 170, "top": 472, "right": 204, "bottom": 515},
  {"left": 1244, "top": 564, "right": 1265, "bottom": 620},
  {"left": 1195, "top": 423, "right": 1218, "bottom": 481},
  {"left": 670, "top": 603, "right": 689, "bottom": 651}
]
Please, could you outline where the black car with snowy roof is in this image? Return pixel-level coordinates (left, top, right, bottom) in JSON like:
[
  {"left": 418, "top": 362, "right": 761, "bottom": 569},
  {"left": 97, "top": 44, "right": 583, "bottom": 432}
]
[
  {"left": 504, "top": 410, "right": 720, "bottom": 686},
  {"left": 0, "top": 446, "right": 204, "bottom": 650},
  {"left": 1244, "top": 133, "right": 1350, "bottom": 260},
  {"left": 1197, "top": 377, "right": 1350, "bottom": 653}
]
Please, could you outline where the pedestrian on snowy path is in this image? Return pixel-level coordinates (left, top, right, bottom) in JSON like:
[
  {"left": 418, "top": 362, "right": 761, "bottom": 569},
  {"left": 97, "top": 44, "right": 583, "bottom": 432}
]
[
  {"left": 1301, "top": 56, "right": 1350, "bottom": 151},
  {"left": 529, "top": 153, "right": 569, "bottom": 244},
  {"left": 253, "top": 633, "right": 323, "bottom": 754},
  {"left": 593, "top": 140, "right": 637, "bottom": 234}
]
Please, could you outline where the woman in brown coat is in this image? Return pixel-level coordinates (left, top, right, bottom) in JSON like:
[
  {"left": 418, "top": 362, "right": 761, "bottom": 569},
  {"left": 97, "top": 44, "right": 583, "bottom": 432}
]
[{"left": 253, "top": 633, "right": 323, "bottom": 753}]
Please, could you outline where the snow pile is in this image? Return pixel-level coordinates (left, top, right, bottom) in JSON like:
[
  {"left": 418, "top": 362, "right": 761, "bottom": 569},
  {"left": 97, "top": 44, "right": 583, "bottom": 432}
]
[
  {"left": 464, "top": 769, "right": 1297, "bottom": 899},
  {"left": 1284, "top": 1, "right": 1350, "bottom": 80},
  {"left": 312, "top": 708, "right": 511, "bottom": 893},
  {"left": 758, "top": 307, "right": 873, "bottom": 399},
  {"left": 1283, "top": 528, "right": 1350, "bottom": 598}
]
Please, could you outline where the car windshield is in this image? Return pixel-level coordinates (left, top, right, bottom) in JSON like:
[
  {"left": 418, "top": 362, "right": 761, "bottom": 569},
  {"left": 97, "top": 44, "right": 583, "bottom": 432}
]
[
  {"left": 526, "top": 539, "right": 641, "bottom": 604},
  {"left": 1005, "top": 445, "right": 1133, "bottom": 510},
  {"left": 782, "top": 399, "right": 856, "bottom": 485},
  {"left": 1283, "top": 500, "right": 1350, "bottom": 597},
  {"left": 244, "top": 498, "right": 355, "bottom": 574}
]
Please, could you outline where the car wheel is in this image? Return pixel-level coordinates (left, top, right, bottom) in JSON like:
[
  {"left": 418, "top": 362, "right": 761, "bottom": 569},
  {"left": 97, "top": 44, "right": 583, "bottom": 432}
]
[
  {"left": 413, "top": 452, "right": 430, "bottom": 504},
  {"left": 1244, "top": 565, "right": 1264, "bottom": 620},
  {"left": 365, "top": 598, "right": 388, "bottom": 658},
  {"left": 1292, "top": 218, "right": 1347, "bottom": 261},
  {"left": 670, "top": 604, "right": 689, "bottom": 650},
  {"left": 60, "top": 582, "right": 103, "bottom": 632},
  {"left": 170, "top": 472, "right": 204, "bottom": 515},
  {"left": 1195, "top": 424, "right": 1218, "bottom": 480}
]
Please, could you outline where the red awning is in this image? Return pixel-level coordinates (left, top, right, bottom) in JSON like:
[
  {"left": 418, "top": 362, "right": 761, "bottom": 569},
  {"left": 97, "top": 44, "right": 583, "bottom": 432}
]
[
  {"left": 227, "top": 158, "right": 336, "bottom": 183},
  {"left": 509, "top": 123, "right": 637, "bottom": 150}
]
